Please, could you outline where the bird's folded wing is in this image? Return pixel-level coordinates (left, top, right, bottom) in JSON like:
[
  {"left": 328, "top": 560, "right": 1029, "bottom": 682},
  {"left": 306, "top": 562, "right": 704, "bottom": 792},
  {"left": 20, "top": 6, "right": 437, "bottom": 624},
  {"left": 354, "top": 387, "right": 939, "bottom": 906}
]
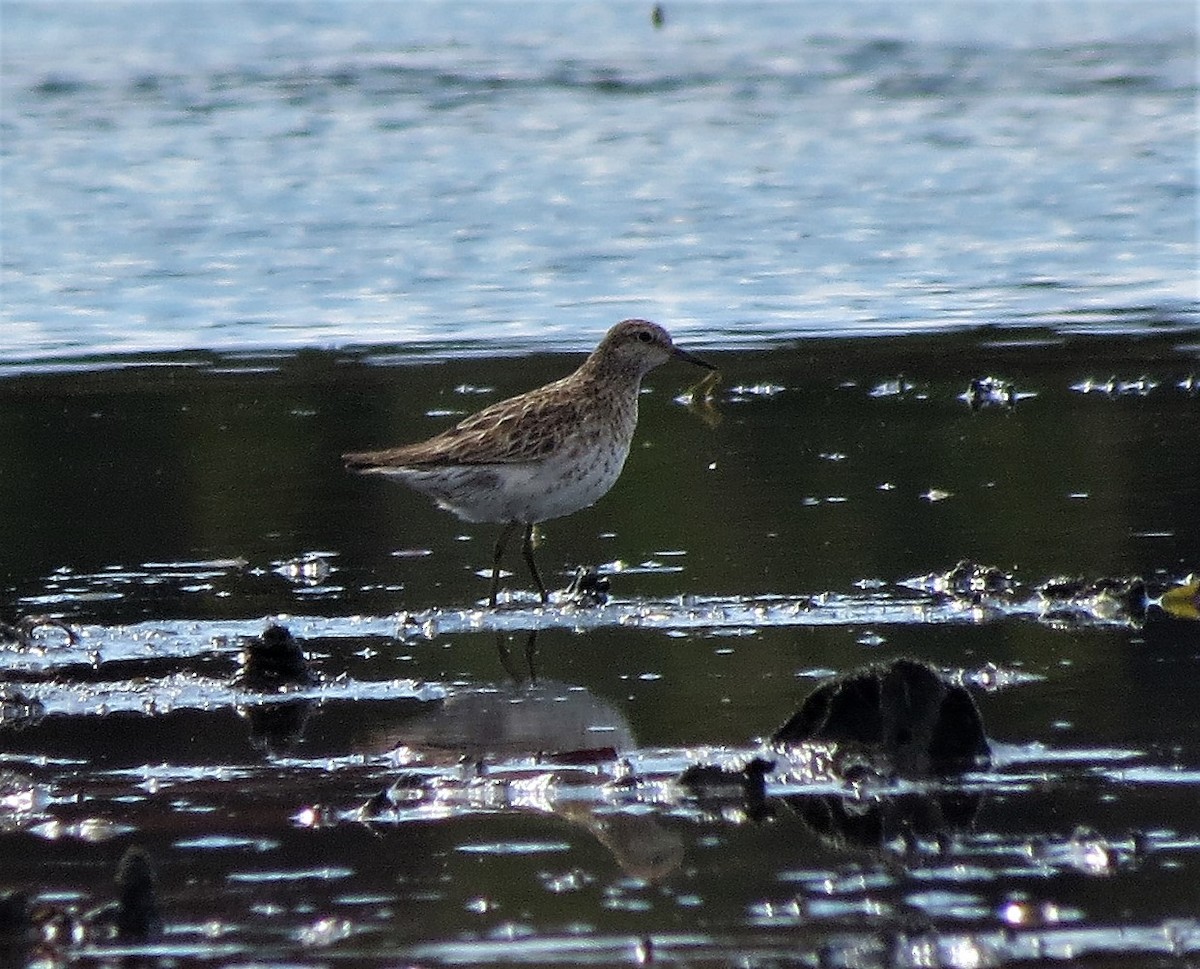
[{"left": 344, "top": 389, "right": 585, "bottom": 468}]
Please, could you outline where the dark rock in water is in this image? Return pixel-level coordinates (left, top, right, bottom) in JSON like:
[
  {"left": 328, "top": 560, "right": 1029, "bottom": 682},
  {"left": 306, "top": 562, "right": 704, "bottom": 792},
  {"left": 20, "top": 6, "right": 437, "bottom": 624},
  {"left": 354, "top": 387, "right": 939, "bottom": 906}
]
[
  {"left": 562, "top": 565, "right": 611, "bottom": 607},
  {"left": 0, "top": 889, "right": 32, "bottom": 937},
  {"left": 234, "top": 624, "right": 317, "bottom": 690},
  {"left": 115, "top": 846, "right": 161, "bottom": 941},
  {"left": 233, "top": 626, "right": 318, "bottom": 751},
  {"left": 0, "top": 890, "right": 38, "bottom": 969},
  {"left": 773, "top": 658, "right": 989, "bottom": 775},
  {"left": 774, "top": 660, "right": 989, "bottom": 853}
]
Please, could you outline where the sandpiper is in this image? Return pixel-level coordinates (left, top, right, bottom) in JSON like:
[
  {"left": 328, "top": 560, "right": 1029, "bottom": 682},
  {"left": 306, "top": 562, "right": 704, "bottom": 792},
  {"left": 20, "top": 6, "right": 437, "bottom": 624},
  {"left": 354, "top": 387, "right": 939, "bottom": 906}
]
[{"left": 344, "top": 319, "right": 715, "bottom": 606}]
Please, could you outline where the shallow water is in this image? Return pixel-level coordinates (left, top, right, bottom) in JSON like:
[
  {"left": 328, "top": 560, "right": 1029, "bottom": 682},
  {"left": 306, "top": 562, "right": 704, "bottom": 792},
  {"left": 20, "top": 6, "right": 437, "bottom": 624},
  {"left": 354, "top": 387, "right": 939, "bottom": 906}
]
[
  {"left": 3, "top": 0, "right": 1199, "bottom": 963},
  {"left": 2, "top": 1, "right": 1197, "bottom": 362},
  {"left": 2, "top": 331, "right": 1199, "bottom": 966}
]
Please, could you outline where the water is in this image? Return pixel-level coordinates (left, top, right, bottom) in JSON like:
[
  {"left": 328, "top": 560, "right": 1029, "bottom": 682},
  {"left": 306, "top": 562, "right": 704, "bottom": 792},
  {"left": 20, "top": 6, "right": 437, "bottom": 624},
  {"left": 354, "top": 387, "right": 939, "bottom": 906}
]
[
  {"left": 3, "top": 332, "right": 1199, "bottom": 966},
  {"left": 2, "top": 2, "right": 1199, "bottom": 965},
  {"left": 1, "top": 1, "right": 1196, "bottom": 365}
]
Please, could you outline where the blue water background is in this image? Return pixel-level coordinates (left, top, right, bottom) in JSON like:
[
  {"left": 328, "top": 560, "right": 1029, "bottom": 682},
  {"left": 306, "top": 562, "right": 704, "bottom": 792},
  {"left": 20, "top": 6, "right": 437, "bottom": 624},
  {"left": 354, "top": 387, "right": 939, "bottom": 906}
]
[{"left": 1, "top": 1, "right": 1196, "bottom": 364}]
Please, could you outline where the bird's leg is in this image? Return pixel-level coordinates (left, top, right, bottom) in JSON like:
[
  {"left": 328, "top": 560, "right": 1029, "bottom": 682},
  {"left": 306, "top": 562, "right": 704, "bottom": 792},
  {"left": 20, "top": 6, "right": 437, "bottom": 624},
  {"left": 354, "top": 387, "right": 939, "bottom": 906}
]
[
  {"left": 490, "top": 522, "right": 520, "bottom": 607},
  {"left": 522, "top": 523, "right": 549, "bottom": 604},
  {"left": 522, "top": 628, "right": 540, "bottom": 681}
]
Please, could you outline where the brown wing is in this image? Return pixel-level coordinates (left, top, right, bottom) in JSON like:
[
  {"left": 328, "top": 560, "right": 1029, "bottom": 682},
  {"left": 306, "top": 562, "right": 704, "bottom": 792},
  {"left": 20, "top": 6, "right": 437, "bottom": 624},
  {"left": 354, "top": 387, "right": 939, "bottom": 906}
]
[{"left": 344, "top": 379, "right": 585, "bottom": 470}]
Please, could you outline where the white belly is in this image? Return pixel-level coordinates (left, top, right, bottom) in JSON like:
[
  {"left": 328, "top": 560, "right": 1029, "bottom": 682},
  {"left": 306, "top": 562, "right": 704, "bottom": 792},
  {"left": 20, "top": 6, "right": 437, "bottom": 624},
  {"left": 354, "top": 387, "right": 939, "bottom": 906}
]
[{"left": 380, "top": 440, "right": 631, "bottom": 525}]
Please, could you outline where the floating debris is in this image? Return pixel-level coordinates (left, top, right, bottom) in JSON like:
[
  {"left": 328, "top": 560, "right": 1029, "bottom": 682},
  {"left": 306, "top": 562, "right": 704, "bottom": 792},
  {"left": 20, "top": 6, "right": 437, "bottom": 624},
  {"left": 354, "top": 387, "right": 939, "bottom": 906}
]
[
  {"left": 273, "top": 553, "right": 335, "bottom": 586},
  {"left": 676, "top": 368, "right": 723, "bottom": 427},
  {"left": 903, "top": 561, "right": 1018, "bottom": 599},
  {"left": 359, "top": 779, "right": 427, "bottom": 819},
  {"left": 1071, "top": 376, "right": 1116, "bottom": 395},
  {"left": 1117, "top": 377, "right": 1158, "bottom": 395},
  {"left": 962, "top": 661, "right": 1038, "bottom": 691},
  {"left": 1119, "top": 378, "right": 1157, "bottom": 395},
  {"left": 960, "top": 376, "right": 1035, "bottom": 409},
  {"left": 561, "top": 565, "right": 611, "bottom": 607},
  {"left": 678, "top": 367, "right": 722, "bottom": 404},
  {"left": 605, "top": 559, "right": 686, "bottom": 575},
  {"left": 1052, "top": 825, "right": 1119, "bottom": 876},
  {"left": 391, "top": 548, "right": 433, "bottom": 559},
  {"left": 1037, "top": 575, "right": 1147, "bottom": 625},
  {"left": 1159, "top": 575, "right": 1200, "bottom": 621},
  {"left": 727, "top": 382, "right": 785, "bottom": 399},
  {"left": 1071, "top": 376, "right": 1159, "bottom": 397},
  {"left": 4, "top": 567, "right": 1193, "bottom": 685},
  {"left": 869, "top": 375, "right": 920, "bottom": 398},
  {"left": 0, "top": 614, "right": 78, "bottom": 649}
]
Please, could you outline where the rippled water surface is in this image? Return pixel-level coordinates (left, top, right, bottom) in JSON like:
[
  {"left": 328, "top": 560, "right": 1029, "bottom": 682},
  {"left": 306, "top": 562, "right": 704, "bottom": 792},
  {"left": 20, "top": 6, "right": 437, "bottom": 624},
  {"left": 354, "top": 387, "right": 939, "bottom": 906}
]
[
  {"left": 2, "top": 1, "right": 1199, "bottom": 965},
  {"left": 2, "top": 0, "right": 1196, "bottom": 362}
]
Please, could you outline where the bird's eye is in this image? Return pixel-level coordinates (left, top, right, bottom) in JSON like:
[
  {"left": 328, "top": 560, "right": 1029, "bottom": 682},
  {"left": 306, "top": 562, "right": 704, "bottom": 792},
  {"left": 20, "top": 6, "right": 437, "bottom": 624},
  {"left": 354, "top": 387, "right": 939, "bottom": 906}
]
[{"left": 636, "top": 330, "right": 653, "bottom": 343}]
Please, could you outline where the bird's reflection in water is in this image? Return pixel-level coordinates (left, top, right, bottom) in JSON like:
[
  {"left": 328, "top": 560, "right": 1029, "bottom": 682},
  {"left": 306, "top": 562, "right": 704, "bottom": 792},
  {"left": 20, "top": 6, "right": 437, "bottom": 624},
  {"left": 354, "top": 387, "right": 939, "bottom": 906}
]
[
  {"left": 348, "top": 651, "right": 991, "bottom": 881},
  {"left": 496, "top": 628, "right": 540, "bottom": 685},
  {"left": 361, "top": 631, "right": 634, "bottom": 761},
  {"left": 352, "top": 630, "right": 684, "bottom": 879}
]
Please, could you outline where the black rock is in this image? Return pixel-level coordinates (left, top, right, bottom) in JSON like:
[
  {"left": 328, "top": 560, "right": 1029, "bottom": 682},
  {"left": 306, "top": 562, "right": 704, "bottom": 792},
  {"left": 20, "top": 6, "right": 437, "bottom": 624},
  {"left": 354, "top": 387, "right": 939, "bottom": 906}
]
[{"left": 773, "top": 658, "right": 989, "bottom": 775}]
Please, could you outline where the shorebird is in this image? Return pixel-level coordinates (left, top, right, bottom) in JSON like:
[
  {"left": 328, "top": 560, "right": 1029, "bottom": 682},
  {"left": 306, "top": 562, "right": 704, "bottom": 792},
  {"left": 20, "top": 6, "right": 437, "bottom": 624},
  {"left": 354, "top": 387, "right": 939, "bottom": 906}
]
[{"left": 344, "top": 319, "right": 715, "bottom": 606}]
